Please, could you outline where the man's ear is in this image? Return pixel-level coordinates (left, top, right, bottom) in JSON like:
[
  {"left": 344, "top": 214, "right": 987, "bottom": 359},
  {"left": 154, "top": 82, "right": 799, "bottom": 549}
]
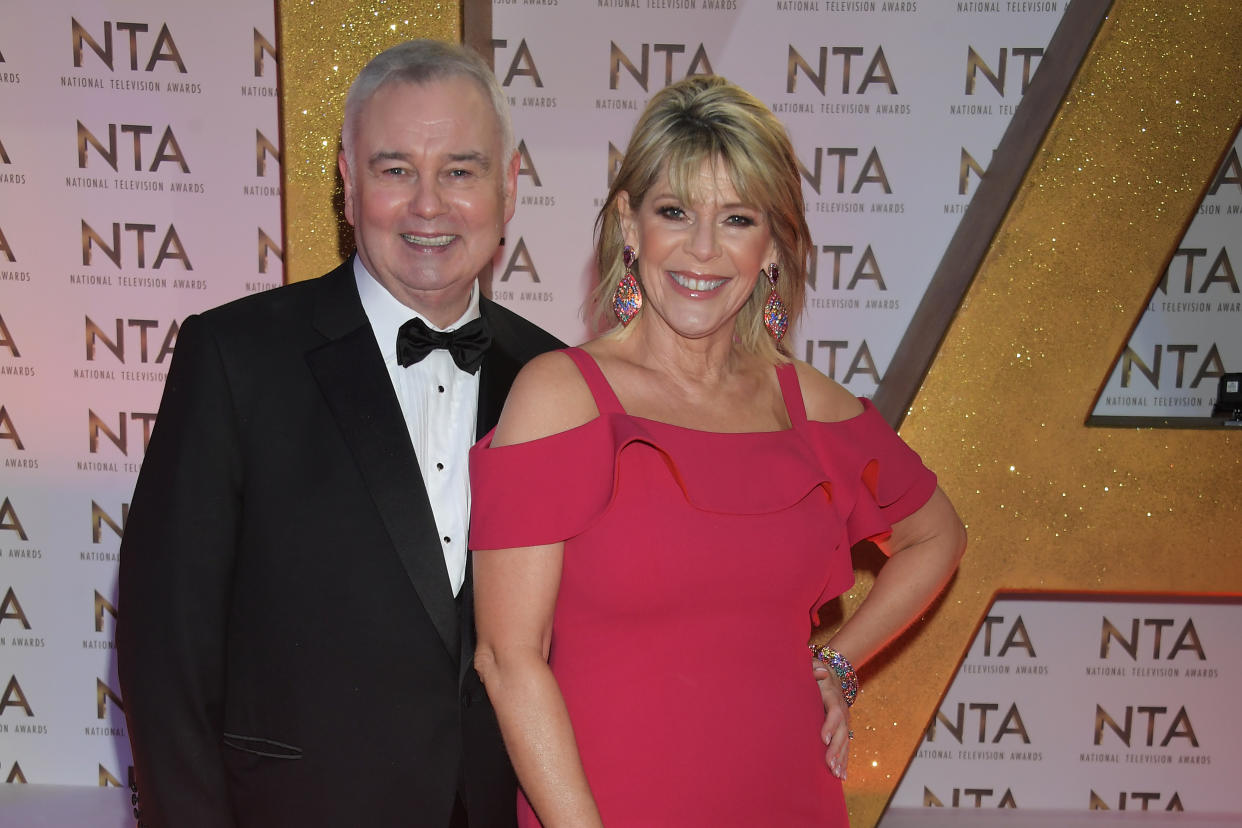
[
  {"left": 338, "top": 151, "right": 356, "bottom": 227},
  {"left": 502, "top": 149, "right": 520, "bottom": 224}
]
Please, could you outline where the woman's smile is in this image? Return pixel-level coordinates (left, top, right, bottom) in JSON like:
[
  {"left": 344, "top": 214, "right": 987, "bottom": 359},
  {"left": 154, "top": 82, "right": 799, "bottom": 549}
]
[{"left": 668, "top": 271, "right": 728, "bottom": 294}]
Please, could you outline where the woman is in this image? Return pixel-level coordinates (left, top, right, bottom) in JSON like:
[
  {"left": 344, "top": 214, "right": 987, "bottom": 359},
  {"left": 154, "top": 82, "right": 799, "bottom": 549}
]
[{"left": 469, "top": 76, "right": 966, "bottom": 827}]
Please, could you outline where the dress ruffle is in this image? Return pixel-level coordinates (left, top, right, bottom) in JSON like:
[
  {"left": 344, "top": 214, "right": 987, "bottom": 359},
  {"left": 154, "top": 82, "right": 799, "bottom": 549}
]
[
  {"left": 469, "top": 398, "right": 935, "bottom": 556},
  {"left": 806, "top": 399, "right": 940, "bottom": 549}
]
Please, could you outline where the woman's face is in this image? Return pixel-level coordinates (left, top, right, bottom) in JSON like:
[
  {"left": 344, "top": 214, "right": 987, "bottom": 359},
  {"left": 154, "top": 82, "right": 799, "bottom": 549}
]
[{"left": 618, "top": 160, "right": 777, "bottom": 345}]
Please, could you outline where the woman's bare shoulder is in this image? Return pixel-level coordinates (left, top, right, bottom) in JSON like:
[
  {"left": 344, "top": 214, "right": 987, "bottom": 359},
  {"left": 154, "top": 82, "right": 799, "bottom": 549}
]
[
  {"left": 790, "top": 359, "right": 865, "bottom": 423},
  {"left": 491, "top": 350, "right": 600, "bottom": 447}
]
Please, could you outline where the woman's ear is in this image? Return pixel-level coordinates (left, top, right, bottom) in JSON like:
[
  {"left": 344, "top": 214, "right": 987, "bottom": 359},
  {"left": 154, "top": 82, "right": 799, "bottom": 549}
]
[
  {"left": 766, "top": 240, "right": 780, "bottom": 274},
  {"left": 616, "top": 191, "right": 637, "bottom": 248}
]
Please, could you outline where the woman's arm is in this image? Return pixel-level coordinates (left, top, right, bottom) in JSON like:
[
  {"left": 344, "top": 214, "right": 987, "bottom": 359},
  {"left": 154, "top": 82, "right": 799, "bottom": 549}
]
[
  {"left": 815, "top": 486, "right": 967, "bottom": 778},
  {"left": 833, "top": 486, "right": 966, "bottom": 666},
  {"left": 474, "top": 540, "right": 603, "bottom": 828},
  {"left": 472, "top": 351, "right": 605, "bottom": 826}
]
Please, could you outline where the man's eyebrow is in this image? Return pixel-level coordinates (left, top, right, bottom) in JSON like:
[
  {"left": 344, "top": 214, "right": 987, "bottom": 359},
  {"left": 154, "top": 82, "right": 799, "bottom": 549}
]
[
  {"left": 366, "top": 150, "right": 491, "bottom": 170},
  {"left": 368, "top": 150, "right": 411, "bottom": 165},
  {"left": 447, "top": 151, "right": 491, "bottom": 170}
]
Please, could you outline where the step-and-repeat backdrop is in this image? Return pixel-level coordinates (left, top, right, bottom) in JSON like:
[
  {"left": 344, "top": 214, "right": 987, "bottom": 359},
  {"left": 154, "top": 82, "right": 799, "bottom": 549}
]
[
  {"left": 0, "top": 0, "right": 282, "bottom": 787},
  {"left": 892, "top": 596, "right": 1241, "bottom": 814},
  {"left": 1092, "top": 131, "right": 1242, "bottom": 421},
  {"left": 1, "top": 0, "right": 1237, "bottom": 813}
]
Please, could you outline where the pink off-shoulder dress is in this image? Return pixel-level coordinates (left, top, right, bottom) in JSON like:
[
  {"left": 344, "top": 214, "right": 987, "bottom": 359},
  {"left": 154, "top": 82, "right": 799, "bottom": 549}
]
[{"left": 469, "top": 348, "right": 936, "bottom": 827}]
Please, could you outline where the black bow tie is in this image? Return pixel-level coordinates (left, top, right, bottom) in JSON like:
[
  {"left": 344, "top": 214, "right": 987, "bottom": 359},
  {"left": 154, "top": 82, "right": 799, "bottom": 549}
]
[{"left": 396, "top": 316, "right": 492, "bottom": 374}]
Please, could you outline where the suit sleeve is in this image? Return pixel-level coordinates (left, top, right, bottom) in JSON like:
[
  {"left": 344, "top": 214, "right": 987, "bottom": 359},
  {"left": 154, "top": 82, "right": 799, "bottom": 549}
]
[{"left": 117, "top": 313, "right": 243, "bottom": 827}]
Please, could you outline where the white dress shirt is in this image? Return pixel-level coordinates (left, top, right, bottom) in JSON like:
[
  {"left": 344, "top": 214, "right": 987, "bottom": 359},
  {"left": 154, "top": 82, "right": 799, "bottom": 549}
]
[{"left": 355, "top": 259, "right": 480, "bottom": 596}]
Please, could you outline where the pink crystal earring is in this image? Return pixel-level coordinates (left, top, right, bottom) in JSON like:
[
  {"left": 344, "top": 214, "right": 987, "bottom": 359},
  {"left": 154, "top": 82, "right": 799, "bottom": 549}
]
[
  {"left": 762, "top": 262, "right": 789, "bottom": 343},
  {"left": 612, "top": 245, "right": 642, "bottom": 326}
]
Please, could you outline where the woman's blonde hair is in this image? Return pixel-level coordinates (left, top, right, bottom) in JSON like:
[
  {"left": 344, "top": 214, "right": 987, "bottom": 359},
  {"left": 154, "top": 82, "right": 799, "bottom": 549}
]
[{"left": 593, "top": 75, "right": 811, "bottom": 362}]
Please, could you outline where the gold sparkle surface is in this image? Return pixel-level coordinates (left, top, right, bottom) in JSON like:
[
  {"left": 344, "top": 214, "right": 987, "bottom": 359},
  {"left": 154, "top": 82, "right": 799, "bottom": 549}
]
[
  {"left": 278, "top": 0, "right": 458, "bottom": 283},
  {"left": 840, "top": 3, "right": 1242, "bottom": 825}
]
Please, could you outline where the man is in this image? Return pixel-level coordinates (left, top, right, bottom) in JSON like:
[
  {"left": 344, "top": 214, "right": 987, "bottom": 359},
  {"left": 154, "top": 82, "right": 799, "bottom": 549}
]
[{"left": 117, "top": 40, "right": 561, "bottom": 827}]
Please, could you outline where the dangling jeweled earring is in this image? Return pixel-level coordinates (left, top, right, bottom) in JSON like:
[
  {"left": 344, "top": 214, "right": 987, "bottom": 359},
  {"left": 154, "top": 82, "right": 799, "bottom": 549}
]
[
  {"left": 612, "top": 245, "right": 642, "bottom": 326},
  {"left": 762, "top": 262, "right": 789, "bottom": 343}
]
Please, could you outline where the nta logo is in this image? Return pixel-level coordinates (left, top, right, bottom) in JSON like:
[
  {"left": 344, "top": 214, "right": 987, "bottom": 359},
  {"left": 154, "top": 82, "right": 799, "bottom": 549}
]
[
  {"left": 88, "top": 410, "right": 156, "bottom": 456},
  {"left": 96, "top": 678, "right": 123, "bottom": 719},
  {"left": 0, "top": 497, "right": 27, "bottom": 541},
  {"left": 798, "top": 147, "right": 892, "bottom": 196},
  {"left": 803, "top": 340, "right": 880, "bottom": 385},
  {"left": 259, "top": 228, "right": 282, "bottom": 275},
  {"left": 71, "top": 18, "right": 186, "bottom": 73},
  {"left": 1100, "top": 616, "right": 1206, "bottom": 661},
  {"left": 609, "top": 42, "right": 712, "bottom": 92},
  {"left": 77, "top": 121, "right": 189, "bottom": 173},
  {"left": 1, "top": 675, "right": 33, "bottom": 717},
  {"left": 1089, "top": 790, "right": 1184, "bottom": 811},
  {"left": 1, "top": 587, "right": 30, "bottom": 629},
  {"left": 253, "top": 28, "right": 277, "bottom": 77},
  {"left": 0, "top": 405, "right": 23, "bottom": 451},
  {"left": 923, "top": 786, "right": 1016, "bottom": 808},
  {"left": 490, "top": 38, "right": 543, "bottom": 88},
  {"left": 965, "top": 47, "right": 1043, "bottom": 96},
  {"left": 82, "top": 221, "right": 192, "bottom": 270},
  {"left": 92, "top": 503, "right": 128, "bottom": 545},
  {"left": 256, "top": 130, "right": 280, "bottom": 177},
  {"left": 1094, "top": 704, "right": 1198, "bottom": 748},
  {"left": 787, "top": 45, "right": 896, "bottom": 95},
  {"left": 86, "top": 317, "right": 179, "bottom": 365},
  {"left": 98, "top": 763, "right": 136, "bottom": 789},
  {"left": 808, "top": 245, "right": 887, "bottom": 293},
  {"left": 926, "top": 702, "right": 1031, "bottom": 745},
  {"left": 979, "top": 614, "right": 1036, "bottom": 658},
  {"left": 497, "top": 238, "right": 541, "bottom": 284}
]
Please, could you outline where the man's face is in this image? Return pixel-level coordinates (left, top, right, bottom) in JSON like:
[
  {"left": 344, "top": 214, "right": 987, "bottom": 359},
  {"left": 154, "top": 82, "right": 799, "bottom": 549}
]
[{"left": 339, "top": 76, "right": 517, "bottom": 325}]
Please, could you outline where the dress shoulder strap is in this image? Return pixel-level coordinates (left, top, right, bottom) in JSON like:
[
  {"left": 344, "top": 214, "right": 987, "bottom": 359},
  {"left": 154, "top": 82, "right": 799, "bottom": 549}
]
[
  {"left": 562, "top": 347, "right": 627, "bottom": 415},
  {"left": 775, "top": 361, "right": 809, "bottom": 428}
]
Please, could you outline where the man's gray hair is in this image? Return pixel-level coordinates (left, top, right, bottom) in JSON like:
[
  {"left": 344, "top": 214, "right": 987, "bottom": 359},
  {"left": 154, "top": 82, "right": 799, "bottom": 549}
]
[{"left": 341, "top": 39, "right": 514, "bottom": 164}]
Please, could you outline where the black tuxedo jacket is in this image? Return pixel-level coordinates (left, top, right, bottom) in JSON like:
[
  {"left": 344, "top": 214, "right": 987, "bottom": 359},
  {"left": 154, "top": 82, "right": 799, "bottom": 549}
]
[{"left": 117, "top": 261, "right": 562, "bottom": 827}]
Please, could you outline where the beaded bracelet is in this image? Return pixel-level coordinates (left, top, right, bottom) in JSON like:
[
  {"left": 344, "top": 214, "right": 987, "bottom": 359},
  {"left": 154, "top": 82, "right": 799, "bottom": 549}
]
[{"left": 810, "top": 644, "right": 859, "bottom": 707}]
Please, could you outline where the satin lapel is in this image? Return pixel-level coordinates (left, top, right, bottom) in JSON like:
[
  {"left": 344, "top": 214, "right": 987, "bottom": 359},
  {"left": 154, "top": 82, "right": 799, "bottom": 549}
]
[
  {"left": 306, "top": 265, "right": 460, "bottom": 658},
  {"left": 476, "top": 298, "right": 523, "bottom": 439}
]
